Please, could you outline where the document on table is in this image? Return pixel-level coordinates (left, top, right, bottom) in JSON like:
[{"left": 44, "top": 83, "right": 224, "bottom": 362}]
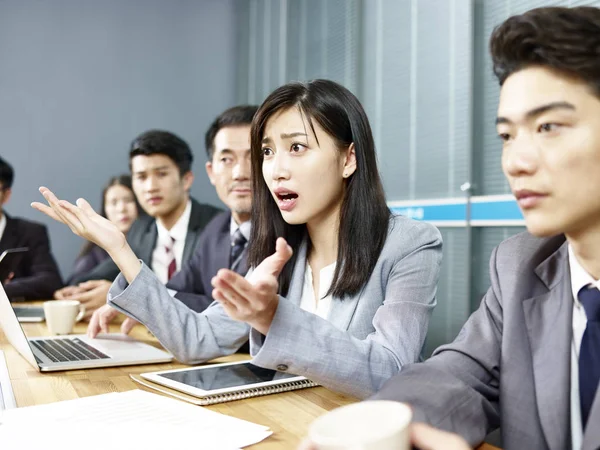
[{"left": 0, "top": 389, "right": 272, "bottom": 449}]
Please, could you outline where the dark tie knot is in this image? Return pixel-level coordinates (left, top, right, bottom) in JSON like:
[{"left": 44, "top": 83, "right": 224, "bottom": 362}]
[
  {"left": 231, "top": 229, "right": 247, "bottom": 247},
  {"left": 579, "top": 286, "right": 600, "bottom": 322}
]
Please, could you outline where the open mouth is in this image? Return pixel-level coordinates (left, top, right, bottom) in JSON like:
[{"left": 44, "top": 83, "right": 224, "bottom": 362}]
[
  {"left": 276, "top": 192, "right": 298, "bottom": 202},
  {"left": 274, "top": 189, "right": 299, "bottom": 211}
]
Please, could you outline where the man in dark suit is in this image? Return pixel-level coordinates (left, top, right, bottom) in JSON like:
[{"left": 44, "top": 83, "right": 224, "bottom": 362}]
[
  {"left": 0, "top": 157, "right": 63, "bottom": 300},
  {"left": 88, "top": 105, "right": 258, "bottom": 335},
  {"left": 365, "top": 6, "right": 600, "bottom": 450},
  {"left": 57, "top": 130, "right": 221, "bottom": 317}
]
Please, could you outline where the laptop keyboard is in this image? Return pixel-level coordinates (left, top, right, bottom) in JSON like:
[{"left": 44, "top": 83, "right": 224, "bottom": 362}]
[{"left": 30, "top": 338, "right": 109, "bottom": 364}]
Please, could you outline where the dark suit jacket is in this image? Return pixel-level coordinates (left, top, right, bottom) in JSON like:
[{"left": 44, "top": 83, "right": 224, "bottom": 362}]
[
  {"left": 0, "top": 214, "right": 63, "bottom": 300},
  {"left": 70, "top": 198, "right": 221, "bottom": 289},
  {"left": 66, "top": 245, "right": 109, "bottom": 285},
  {"left": 166, "top": 211, "right": 249, "bottom": 312},
  {"left": 372, "top": 232, "right": 600, "bottom": 450}
]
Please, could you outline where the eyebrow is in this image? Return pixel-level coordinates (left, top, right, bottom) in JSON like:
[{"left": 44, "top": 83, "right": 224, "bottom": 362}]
[
  {"left": 215, "top": 148, "right": 250, "bottom": 155},
  {"left": 133, "top": 165, "right": 170, "bottom": 174},
  {"left": 262, "top": 132, "right": 308, "bottom": 144},
  {"left": 496, "top": 101, "right": 576, "bottom": 125}
]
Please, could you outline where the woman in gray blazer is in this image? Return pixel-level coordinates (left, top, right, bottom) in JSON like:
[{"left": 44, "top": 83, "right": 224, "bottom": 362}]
[{"left": 33, "top": 80, "right": 442, "bottom": 399}]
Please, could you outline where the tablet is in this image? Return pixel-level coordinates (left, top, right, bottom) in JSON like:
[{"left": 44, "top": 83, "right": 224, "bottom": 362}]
[
  {"left": 12, "top": 306, "right": 45, "bottom": 323},
  {"left": 0, "top": 247, "right": 28, "bottom": 282},
  {"left": 141, "top": 360, "right": 306, "bottom": 397}
]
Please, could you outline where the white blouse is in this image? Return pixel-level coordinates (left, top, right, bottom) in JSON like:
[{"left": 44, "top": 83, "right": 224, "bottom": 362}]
[{"left": 299, "top": 262, "right": 336, "bottom": 319}]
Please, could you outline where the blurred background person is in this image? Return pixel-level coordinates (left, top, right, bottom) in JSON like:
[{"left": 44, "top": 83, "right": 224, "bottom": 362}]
[{"left": 56, "top": 174, "right": 138, "bottom": 294}]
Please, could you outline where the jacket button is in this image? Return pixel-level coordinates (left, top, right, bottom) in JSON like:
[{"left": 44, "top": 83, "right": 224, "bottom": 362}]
[{"left": 276, "top": 364, "right": 288, "bottom": 371}]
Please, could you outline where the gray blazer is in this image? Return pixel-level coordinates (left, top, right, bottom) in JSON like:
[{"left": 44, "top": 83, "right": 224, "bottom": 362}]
[
  {"left": 372, "top": 232, "right": 600, "bottom": 450},
  {"left": 107, "top": 214, "right": 442, "bottom": 398}
]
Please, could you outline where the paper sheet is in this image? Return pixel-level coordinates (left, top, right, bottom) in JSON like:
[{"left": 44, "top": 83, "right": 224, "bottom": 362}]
[{"left": 0, "top": 389, "right": 272, "bottom": 449}]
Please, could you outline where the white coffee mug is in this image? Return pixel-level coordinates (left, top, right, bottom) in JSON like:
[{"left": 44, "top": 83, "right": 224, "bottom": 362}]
[
  {"left": 309, "top": 400, "right": 412, "bottom": 450},
  {"left": 43, "top": 300, "right": 85, "bottom": 335}
]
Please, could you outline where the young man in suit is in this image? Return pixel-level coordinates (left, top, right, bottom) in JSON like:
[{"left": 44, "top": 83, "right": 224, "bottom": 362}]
[
  {"left": 88, "top": 105, "right": 258, "bottom": 335},
  {"left": 56, "top": 130, "right": 221, "bottom": 317},
  {"left": 0, "top": 157, "right": 63, "bottom": 300},
  {"left": 368, "top": 6, "right": 600, "bottom": 450}
]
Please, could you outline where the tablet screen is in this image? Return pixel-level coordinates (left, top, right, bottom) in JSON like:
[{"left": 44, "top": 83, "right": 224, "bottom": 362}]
[{"left": 156, "top": 362, "right": 298, "bottom": 391}]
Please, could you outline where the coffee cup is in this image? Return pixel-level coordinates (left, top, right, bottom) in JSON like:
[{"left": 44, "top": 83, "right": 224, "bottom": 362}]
[
  {"left": 43, "top": 300, "right": 85, "bottom": 335},
  {"left": 308, "top": 400, "right": 412, "bottom": 450}
]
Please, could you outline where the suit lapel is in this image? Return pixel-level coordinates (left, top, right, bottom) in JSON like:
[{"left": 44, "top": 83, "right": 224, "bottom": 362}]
[
  {"left": 213, "top": 215, "right": 231, "bottom": 272},
  {"left": 138, "top": 222, "right": 157, "bottom": 265},
  {"left": 182, "top": 229, "right": 199, "bottom": 264},
  {"left": 0, "top": 215, "right": 17, "bottom": 250},
  {"left": 326, "top": 281, "right": 363, "bottom": 331},
  {"left": 523, "top": 243, "right": 572, "bottom": 450},
  {"left": 182, "top": 200, "right": 207, "bottom": 264},
  {"left": 287, "top": 240, "right": 308, "bottom": 306}
]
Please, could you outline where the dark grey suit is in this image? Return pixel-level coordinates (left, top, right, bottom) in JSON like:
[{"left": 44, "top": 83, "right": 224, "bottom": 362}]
[
  {"left": 166, "top": 211, "right": 248, "bottom": 312},
  {"left": 373, "top": 232, "right": 600, "bottom": 450},
  {"left": 70, "top": 198, "right": 221, "bottom": 293}
]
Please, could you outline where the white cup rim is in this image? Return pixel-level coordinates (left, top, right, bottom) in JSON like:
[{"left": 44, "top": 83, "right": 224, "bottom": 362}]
[
  {"left": 44, "top": 299, "right": 81, "bottom": 307},
  {"left": 309, "top": 400, "right": 412, "bottom": 447}
]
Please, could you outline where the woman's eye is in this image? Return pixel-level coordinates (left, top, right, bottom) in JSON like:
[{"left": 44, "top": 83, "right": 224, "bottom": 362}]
[
  {"left": 291, "top": 143, "right": 306, "bottom": 152},
  {"left": 262, "top": 147, "right": 273, "bottom": 156}
]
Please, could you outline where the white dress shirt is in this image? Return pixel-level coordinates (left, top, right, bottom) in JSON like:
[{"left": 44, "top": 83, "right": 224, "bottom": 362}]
[
  {"left": 0, "top": 214, "right": 6, "bottom": 243},
  {"left": 568, "top": 245, "right": 600, "bottom": 450},
  {"left": 299, "top": 262, "right": 336, "bottom": 319},
  {"left": 152, "top": 200, "right": 192, "bottom": 284}
]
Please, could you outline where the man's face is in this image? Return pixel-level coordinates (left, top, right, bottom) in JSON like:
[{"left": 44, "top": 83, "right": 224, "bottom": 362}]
[
  {"left": 131, "top": 154, "right": 193, "bottom": 219},
  {"left": 206, "top": 125, "right": 252, "bottom": 224},
  {"left": 498, "top": 66, "right": 600, "bottom": 238},
  {"left": 0, "top": 184, "right": 11, "bottom": 214}
]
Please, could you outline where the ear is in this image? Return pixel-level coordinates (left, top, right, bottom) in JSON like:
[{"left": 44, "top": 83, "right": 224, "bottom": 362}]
[
  {"left": 182, "top": 171, "right": 195, "bottom": 192},
  {"left": 342, "top": 143, "right": 357, "bottom": 178},
  {"left": 205, "top": 161, "right": 217, "bottom": 186}
]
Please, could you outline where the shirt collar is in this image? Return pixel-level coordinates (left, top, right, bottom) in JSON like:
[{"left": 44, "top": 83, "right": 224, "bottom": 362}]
[
  {"left": 156, "top": 200, "right": 192, "bottom": 243},
  {"left": 0, "top": 213, "right": 6, "bottom": 242},
  {"left": 568, "top": 244, "right": 600, "bottom": 307},
  {"left": 229, "top": 215, "right": 251, "bottom": 241}
]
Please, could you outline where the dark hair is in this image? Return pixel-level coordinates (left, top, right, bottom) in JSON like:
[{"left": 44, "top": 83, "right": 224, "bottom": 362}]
[
  {"left": 248, "top": 79, "right": 390, "bottom": 299},
  {"left": 0, "top": 156, "right": 14, "bottom": 190},
  {"left": 129, "top": 130, "right": 193, "bottom": 175},
  {"left": 204, "top": 105, "right": 259, "bottom": 160},
  {"left": 490, "top": 6, "right": 600, "bottom": 95},
  {"left": 79, "top": 174, "right": 138, "bottom": 258}
]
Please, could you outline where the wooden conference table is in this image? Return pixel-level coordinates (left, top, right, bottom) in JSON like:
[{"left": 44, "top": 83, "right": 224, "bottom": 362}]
[{"left": 1, "top": 305, "right": 499, "bottom": 449}]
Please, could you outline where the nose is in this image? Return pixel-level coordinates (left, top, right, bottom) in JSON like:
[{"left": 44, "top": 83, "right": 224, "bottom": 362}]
[
  {"left": 502, "top": 133, "right": 539, "bottom": 178},
  {"left": 144, "top": 175, "right": 158, "bottom": 192},
  {"left": 116, "top": 200, "right": 127, "bottom": 213},
  {"left": 269, "top": 151, "right": 291, "bottom": 181},
  {"left": 232, "top": 157, "right": 251, "bottom": 181}
]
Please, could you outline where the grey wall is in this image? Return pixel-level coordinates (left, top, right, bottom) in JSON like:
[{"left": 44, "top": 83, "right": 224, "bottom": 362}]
[{"left": 0, "top": 0, "right": 239, "bottom": 279}]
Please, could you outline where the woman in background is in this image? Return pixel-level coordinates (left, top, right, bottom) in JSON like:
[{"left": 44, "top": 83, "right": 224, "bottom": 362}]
[{"left": 58, "top": 174, "right": 138, "bottom": 289}]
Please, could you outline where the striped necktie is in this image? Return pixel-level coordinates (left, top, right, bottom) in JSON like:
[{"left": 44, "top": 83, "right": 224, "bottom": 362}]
[
  {"left": 230, "top": 228, "right": 247, "bottom": 271},
  {"left": 166, "top": 236, "right": 177, "bottom": 280}
]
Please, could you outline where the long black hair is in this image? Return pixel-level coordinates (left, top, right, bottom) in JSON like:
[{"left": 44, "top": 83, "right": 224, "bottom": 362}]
[{"left": 248, "top": 79, "right": 390, "bottom": 298}]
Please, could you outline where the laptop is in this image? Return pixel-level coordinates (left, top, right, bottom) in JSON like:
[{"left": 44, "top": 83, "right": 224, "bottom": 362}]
[{"left": 0, "top": 283, "right": 173, "bottom": 372}]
